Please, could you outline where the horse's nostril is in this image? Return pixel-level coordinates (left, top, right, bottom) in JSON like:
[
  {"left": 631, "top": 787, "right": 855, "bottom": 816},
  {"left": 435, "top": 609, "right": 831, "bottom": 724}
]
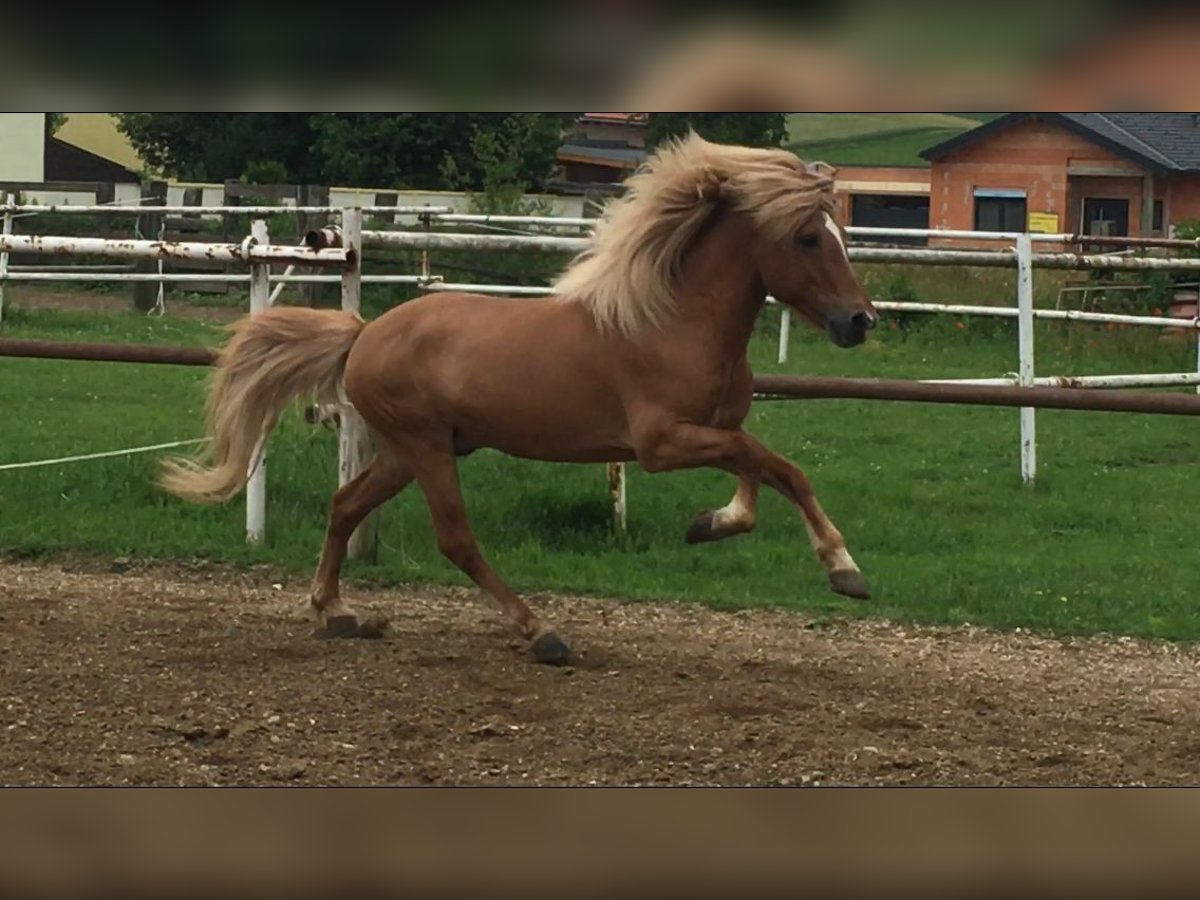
[{"left": 852, "top": 311, "right": 875, "bottom": 330}]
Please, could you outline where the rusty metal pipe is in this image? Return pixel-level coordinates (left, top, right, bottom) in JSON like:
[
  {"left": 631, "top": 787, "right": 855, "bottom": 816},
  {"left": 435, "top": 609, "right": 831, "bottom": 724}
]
[
  {"left": 752, "top": 375, "right": 1200, "bottom": 416},
  {"left": 0, "top": 338, "right": 217, "bottom": 366},
  {"left": 7, "top": 339, "right": 1200, "bottom": 417}
]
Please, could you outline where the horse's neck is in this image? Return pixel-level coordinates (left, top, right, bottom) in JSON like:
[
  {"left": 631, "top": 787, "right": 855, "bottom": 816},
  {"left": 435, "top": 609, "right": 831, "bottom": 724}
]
[{"left": 671, "top": 212, "right": 765, "bottom": 360}]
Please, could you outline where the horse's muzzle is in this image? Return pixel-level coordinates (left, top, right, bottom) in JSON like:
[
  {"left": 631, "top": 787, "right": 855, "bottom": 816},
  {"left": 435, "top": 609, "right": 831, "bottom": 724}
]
[{"left": 827, "top": 310, "right": 876, "bottom": 348}]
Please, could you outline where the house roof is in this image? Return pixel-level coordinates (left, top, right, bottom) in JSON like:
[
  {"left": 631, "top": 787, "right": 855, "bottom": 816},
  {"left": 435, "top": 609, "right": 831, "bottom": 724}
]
[
  {"left": 920, "top": 113, "right": 1200, "bottom": 175},
  {"left": 45, "top": 136, "right": 141, "bottom": 183},
  {"left": 56, "top": 114, "right": 144, "bottom": 172},
  {"left": 556, "top": 141, "right": 647, "bottom": 169},
  {"left": 579, "top": 113, "right": 648, "bottom": 126}
]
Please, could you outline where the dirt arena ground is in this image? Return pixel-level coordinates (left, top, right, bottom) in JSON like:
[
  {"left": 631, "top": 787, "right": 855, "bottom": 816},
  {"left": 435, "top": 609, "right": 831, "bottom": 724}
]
[{"left": 2, "top": 557, "right": 1199, "bottom": 786}]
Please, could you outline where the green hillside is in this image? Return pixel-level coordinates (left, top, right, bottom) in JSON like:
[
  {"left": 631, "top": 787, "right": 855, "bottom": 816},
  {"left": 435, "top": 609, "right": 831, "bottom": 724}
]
[{"left": 786, "top": 113, "right": 1001, "bottom": 167}]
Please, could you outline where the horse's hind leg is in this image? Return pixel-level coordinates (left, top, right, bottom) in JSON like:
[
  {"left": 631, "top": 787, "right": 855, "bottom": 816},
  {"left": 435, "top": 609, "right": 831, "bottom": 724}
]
[
  {"left": 684, "top": 474, "right": 759, "bottom": 544},
  {"left": 401, "top": 438, "right": 571, "bottom": 665},
  {"left": 310, "top": 450, "right": 412, "bottom": 637}
]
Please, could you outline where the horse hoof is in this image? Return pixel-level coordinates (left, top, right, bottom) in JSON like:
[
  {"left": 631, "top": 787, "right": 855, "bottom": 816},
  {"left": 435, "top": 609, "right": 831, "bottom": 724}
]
[
  {"left": 531, "top": 631, "right": 572, "bottom": 666},
  {"left": 684, "top": 510, "right": 718, "bottom": 544},
  {"left": 829, "top": 569, "right": 871, "bottom": 600},
  {"left": 322, "top": 614, "right": 361, "bottom": 639},
  {"left": 357, "top": 614, "right": 388, "bottom": 640}
]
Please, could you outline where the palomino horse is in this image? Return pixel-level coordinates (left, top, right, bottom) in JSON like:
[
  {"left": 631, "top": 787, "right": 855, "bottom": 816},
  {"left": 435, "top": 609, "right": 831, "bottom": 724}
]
[{"left": 160, "top": 131, "right": 878, "bottom": 665}]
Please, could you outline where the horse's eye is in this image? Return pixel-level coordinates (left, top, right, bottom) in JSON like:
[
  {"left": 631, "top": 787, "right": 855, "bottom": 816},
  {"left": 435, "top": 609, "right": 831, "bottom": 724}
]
[{"left": 797, "top": 233, "right": 820, "bottom": 248}]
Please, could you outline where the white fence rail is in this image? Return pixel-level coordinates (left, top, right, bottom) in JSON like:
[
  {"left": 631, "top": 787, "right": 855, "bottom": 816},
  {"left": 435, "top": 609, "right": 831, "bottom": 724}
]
[
  {"left": 4, "top": 207, "right": 1200, "bottom": 538},
  {"left": 0, "top": 213, "right": 364, "bottom": 551}
]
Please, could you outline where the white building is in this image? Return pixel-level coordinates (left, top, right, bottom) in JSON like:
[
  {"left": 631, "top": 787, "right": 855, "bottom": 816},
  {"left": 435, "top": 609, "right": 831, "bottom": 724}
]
[{"left": 0, "top": 113, "right": 45, "bottom": 181}]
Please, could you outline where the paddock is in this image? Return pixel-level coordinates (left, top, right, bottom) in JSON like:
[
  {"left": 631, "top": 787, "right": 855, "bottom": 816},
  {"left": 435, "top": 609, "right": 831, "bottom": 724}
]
[
  {"left": 4, "top": 557, "right": 1199, "bottom": 786},
  {"left": 3, "top": 204, "right": 1200, "bottom": 786},
  {"left": 6, "top": 203, "right": 1200, "bottom": 541}
]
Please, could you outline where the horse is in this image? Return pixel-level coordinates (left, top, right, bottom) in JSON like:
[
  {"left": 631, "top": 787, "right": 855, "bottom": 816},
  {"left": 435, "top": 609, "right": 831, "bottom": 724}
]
[{"left": 159, "top": 130, "right": 878, "bottom": 666}]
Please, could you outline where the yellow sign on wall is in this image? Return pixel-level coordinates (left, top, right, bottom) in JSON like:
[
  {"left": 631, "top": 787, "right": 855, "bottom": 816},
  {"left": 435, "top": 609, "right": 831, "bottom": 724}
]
[{"left": 1028, "top": 211, "right": 1060, "bottom": 233}]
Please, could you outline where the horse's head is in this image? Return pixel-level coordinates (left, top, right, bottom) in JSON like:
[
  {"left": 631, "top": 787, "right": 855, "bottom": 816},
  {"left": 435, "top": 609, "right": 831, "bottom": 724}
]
[
  {"left": 551, "top": 133, "right": 877, "bottom": 346},
  {"left": 750, "top": 163, "right": 877, "bottom": 349}
]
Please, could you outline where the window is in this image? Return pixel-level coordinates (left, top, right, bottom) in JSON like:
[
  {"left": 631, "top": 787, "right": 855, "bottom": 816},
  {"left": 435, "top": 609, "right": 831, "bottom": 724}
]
[
  {"left": 1153, "top": 200, "right": 1164, "bottom": 234},
  {"left": 850, "top": 194, "right": 930, "bottom": 246},
  {"left": 973, "top": 188, "right": 1027, "bottom": 232}
]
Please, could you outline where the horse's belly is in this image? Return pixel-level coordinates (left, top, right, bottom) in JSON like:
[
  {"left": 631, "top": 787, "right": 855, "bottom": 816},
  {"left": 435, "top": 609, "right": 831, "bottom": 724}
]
[{"left": 454, "top": 392, "right": 633, "bottom": 463}]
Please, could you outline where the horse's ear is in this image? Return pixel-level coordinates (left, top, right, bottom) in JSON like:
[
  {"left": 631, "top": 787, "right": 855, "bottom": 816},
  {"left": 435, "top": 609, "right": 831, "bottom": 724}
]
[
  {"left": 804, "top": 160, "right": 837, "bottom": 181},
  {"left": 696, "top": 169, "right": 730, "bottom": 204}
]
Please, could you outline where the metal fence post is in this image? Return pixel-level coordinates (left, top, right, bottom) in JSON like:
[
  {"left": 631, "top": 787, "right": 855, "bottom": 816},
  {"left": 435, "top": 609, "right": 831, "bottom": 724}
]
[
  {"left": 0, "top": 194, "right": 14, "bottom": 326},
  {"left": 246, "top": 218, "right": 270, "bottom": 542},
  {"left": 338, "top": 207, "right": 375, "bottom": 560},
  {"left": 1193, "top": 279, "right": 1200, "bottom": 396},
  {"left": 1016, "top": 233, "right": 1036, "bottom": 484}
]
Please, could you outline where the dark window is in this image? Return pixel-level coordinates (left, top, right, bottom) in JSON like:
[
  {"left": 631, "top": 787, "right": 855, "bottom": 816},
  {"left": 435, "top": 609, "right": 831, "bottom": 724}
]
[
  {"left": 1083, "top": 197, "right": 1129, "bottom": 237},
  {"left": 850, "top": 194, "right": 929, "bottom": 245},
  {"left": 1153, "top": 199, "right": 1164, "bottom": 233},
  {"left": 974, "top": 196, "right": 1027, "bottom": 232}
]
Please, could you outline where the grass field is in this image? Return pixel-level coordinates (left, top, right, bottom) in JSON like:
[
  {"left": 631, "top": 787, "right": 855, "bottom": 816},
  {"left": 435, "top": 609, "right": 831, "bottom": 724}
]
[
  {"left": 785, "top": 113, "right": 998, "bottom": 166},
  {"left": 786, "top": 114, "right": 983, "bottom": 144},
  {"left": 3, "top": 291, "right": 1200, "bottom": 643}
]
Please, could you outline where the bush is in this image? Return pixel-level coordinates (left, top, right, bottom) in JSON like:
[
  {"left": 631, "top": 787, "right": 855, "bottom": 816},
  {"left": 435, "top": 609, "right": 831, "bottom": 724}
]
[{"left": 242, "top": 161, "right": 290, "bottom": 185}]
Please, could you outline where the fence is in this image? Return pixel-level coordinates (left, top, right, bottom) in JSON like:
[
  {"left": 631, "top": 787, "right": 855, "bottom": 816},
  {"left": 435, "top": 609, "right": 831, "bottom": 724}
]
[
  {"left": 350, "top": 219, "right": 1200, "bottom": 493},
  {"left": 4, "top": 203, "right": 1200, "bottom": 542},
  {"left": 0, "top": 208, "right": 383, "bottom": 557}
]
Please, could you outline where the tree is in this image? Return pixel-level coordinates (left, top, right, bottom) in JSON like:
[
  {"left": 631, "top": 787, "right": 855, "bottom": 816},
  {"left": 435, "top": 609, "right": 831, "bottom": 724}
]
[
  {"left": 116, "top": 114, "right": 322, "bottom": 183},
  {"left": 116, "top": 114, "right": 575, "bottom": 190},
  {"left": 241, "top": 160, "right": 290, "bottom": 185},
  {"left": 439, "top": 115, "right": 567, "bottom": 214},
  {"left": 45, "top": 114, "right": 66, "bottom": 136},
  {"left": 645, "top": 113, "right": 788, "bottom": 151},
  {"left": 309, "top": 113, "right": 573, "bottom": 191}
]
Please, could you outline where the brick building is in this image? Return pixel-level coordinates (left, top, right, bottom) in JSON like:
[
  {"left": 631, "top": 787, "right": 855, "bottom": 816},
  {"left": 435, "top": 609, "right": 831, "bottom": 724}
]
[
  {"left": 550, "top": 114, "right": 1200, "bottom": 245},
  {"left": 826, "top": 164, "right": 932, "bottom": 242},
  {"left": 920, "top": 113, "right": 1200, "bottom": 243},
  {"left": 826, "top": 114, "right": 1200, "bottom": 247}
]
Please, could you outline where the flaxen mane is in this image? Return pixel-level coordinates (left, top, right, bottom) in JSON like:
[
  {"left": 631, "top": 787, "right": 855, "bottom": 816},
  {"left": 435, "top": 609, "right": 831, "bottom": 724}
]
[{"left": 552, "top": 130, "right": 838, "bottom": 336}]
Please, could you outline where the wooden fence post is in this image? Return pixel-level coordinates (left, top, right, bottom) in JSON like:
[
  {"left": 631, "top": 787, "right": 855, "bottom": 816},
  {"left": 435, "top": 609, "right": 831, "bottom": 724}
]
[
  {"left": 296, "top": 185, "right": 330, "bottom": 307},
  {"left": 132, "top": 180, "right": 166, "bottom": 312}
]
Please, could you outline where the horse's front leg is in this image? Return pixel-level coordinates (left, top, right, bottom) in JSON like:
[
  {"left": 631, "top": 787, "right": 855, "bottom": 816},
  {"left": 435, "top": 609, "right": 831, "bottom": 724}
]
[
  {"left": 758, "top": 448, "right": 870, "bottom": 600},
  {"left": 633, "top": 421, "right": 869, "bottom": 600}
]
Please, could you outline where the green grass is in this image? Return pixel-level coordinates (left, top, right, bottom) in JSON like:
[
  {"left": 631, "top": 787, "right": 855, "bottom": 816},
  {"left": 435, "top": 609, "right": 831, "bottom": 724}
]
[
  {"left": 784, "top": 113, "right": 1000, "bottom": 167},
  {"left": 3, "top": 299, "right": 1200, "bottom": 643},
  {"left": 786, "top": 114, "right": 981, "bottom": 145},
  {"left": 791, "top": 127, "right": 965, "bottom": 167}
]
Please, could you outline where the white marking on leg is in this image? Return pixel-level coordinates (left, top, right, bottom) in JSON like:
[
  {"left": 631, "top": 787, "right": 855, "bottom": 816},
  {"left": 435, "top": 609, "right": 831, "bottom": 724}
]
[
  {"left": 712, "top": 489, "right": 755, "bottom": 532},
  {"left": 801, "top": 517, "right": 858, "bottom": 573},
  {"left": 827, "top": 546, "right": 858, "bottom": 573}
]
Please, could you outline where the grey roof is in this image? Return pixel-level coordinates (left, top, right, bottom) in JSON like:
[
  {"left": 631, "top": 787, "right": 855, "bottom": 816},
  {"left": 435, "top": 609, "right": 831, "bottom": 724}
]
[
  {"left": 922, "top": 113, "right": 1200, "bottom": 174},
  {"left": 1072, "top": 113, "right": 1200, "bottom": 171}
]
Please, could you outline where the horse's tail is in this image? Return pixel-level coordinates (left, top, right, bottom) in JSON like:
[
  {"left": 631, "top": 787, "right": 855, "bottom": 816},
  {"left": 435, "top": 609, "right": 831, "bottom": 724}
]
[{"left": 159, "top": 306, "right": 365, "bottom": 504}]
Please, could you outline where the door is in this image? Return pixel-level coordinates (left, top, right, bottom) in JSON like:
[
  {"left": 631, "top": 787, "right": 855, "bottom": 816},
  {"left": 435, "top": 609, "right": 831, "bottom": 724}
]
[{"left": 1082, "top": 197, "right": 1129, "bottom": 238}]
